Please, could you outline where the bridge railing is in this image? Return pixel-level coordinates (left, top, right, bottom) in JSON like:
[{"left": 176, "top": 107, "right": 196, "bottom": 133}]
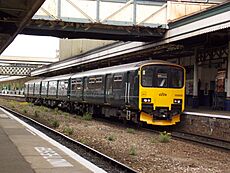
[
  {"left": 34, "top": 0, "right": 168, "bottom": 28},
  {"left": 33, "top": 0, "right": 214, "bottom": 28}
]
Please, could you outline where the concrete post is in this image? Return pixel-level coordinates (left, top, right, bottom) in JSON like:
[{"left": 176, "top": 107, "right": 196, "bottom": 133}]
[
  {"left": 96, "top": 0, "right": 100, "bottom": 22},
  {"left": 225, "top": 41, "right": 230, "bottom": 111},
  {"left": 192, "top": 48, "right": 199, "bottom": 108},
  {"left": 133, "top": 0, "right": 137, "bottom": 25}
]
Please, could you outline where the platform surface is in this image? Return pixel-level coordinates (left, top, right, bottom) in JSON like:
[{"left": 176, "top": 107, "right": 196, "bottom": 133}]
[{"left": 0, "top": 109, "right": 105, "bottom": 173}]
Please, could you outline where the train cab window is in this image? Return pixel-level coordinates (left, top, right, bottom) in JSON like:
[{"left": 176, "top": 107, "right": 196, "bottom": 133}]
[
  {"left": 156, "top": 70, "right": 168, "bottom": 87},
  {"left": 142, "top": 68, "right": 153, "bottom": 87},
  {"left": 141, "top": 65, "right": 184, "bottom": 88},
  {"left": 170, "top": 68, "right": 183, "bottom": 88}
]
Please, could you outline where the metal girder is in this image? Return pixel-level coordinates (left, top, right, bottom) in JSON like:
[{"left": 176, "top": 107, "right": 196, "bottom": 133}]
[
  {"left": 197, "top": 45, "right": 228, "bottom": 64},
  {"left": 22, "top": 19, "right": 166, "bottom": 41},
  {"left": 0, "top": 64, "right": 40, "bottom": 76}
]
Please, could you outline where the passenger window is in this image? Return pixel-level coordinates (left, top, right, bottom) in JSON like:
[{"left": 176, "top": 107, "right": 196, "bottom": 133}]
[
  {"left": 113, "top": 74, "right": 123, "bottom": 89},
  {"left": 96, "top": 77, "right": 102, "bottom": 83},
  {"left": 87, "top": 76, "right": 103, "bottom": 89}
]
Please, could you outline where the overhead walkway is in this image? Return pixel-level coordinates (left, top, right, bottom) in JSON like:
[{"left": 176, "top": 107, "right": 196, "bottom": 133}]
[{"left": 21, "top": 0, "right": 217, "bottom": 41}]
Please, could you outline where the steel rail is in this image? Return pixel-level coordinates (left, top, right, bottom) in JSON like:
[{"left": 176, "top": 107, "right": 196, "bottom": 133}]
[
  {"left": 0, "top": 105, "right": 138, "bottom": 173},
  {"left": 171, "top": 131, "right": 230, "bottom": 150},
  {"left": 1, "top": 95, "right": 230, "bottom": 150}
]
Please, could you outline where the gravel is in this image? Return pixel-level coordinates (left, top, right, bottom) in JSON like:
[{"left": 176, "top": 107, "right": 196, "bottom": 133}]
[{"left": 1, "top": 98, "right": 230, "bottom": 173}]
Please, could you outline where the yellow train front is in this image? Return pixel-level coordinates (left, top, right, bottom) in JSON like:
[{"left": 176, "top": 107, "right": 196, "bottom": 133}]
[{"left": 138, "top": 61, "right": 185, "bottom": 126}]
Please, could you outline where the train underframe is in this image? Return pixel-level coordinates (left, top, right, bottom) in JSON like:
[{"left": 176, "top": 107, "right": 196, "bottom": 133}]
[{"left": 26, "top": 97, "right": 181, "bottom": 126}]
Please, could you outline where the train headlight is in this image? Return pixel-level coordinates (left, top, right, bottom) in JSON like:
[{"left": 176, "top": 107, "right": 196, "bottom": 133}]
[
  {"left": 142, "top": 98, "right": 151, "bottom": 103},
  {"left": 174, "top": 99, "right": 182, "bottom": 104}
]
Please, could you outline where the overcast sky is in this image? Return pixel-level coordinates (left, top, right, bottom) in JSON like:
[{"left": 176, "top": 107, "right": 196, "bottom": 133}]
[{"left": 1, "top": 35, "right": 59, "bottom": 58}]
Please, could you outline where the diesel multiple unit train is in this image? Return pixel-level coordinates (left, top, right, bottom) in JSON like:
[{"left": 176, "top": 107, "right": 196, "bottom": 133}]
[{"left": 25, "top": 60, "right": 185, "bottom": 126}]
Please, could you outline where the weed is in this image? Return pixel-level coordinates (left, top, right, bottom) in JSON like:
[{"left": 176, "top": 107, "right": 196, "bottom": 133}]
[
  {"left": 82, "top": 112, "right": 92, "bottom": 121},
  {"left": 54, "top": 108, "right": 59, "bottom": 114},
  {"left": 159, "top": 131, "right": 171, "bottom": 143},
  {"left": 79, "top": 139, "right": 87, "bottom": 144},
  {"left": 51, "top": 120, "right": 60, "bottom": 128},
  {"left": 28, "top": 102, "right": 34, "bottom": 107},
  {"left": 63, "top": 126, "right": 74, "bottom": 135},
  {"left": 106, "top": 134, "right": 116, "bottom": 141},
  {"left": 23, "top": 109, "right": 27, "bottom": 114},
  {"left": 129, "top": 145, "right": 137, "bottom": 156},
  {"left": 34, "top": 110, "right": 39, "bottom": 117},
  {"left": 126, "top": 128, "right": 135, "bottom": 134}
]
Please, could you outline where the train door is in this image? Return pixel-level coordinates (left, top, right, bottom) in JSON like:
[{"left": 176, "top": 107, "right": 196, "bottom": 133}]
[
  {"left": 125, "top": 71, "right": 130, "bottom": 105},
  {"left": 105, "top": 74, "right": 112, "bottom": 104},
  {"left": 83, "top": 77, "right": 87, "bottom": 101}
]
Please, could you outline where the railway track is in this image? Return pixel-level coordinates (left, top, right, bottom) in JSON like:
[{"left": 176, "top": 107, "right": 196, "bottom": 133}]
[
  {"left": 92, "top": 116, "right": 230, "bottom": 151},
  {"left": 0, "top": 105, "right": 138, "bottom": 173},
  {"left": 1, "top": 95, "right": 229, "bottom": 151},
  {"left": 171, "top": 131, "right": 230, "bottom": 150}
]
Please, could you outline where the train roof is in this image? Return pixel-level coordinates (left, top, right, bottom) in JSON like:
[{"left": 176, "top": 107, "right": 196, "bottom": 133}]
[
  {"left": 26, "top": 60, "right": 183, "bottom": 83},
  {"left": 71, "top": 60, "right": 178, "bottom": 78},
  {"left": 25, "top": 78, "right": 44, "bottom": 84},
  {"left": 42, "top": 73, "right": 73, "bottom": 82}
]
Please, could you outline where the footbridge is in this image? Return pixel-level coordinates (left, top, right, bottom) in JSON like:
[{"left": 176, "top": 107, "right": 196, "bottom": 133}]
[
  {"left": 0, "top": 56, "right": 58, "bottom": 76},
  {"left": 22, "top": 0, "right": 218, "bottom": 41}
]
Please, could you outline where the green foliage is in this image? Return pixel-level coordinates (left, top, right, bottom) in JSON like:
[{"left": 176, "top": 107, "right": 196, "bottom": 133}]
[
  {"left": 82, "top": 112, "right": 92, "bottom": 121},
  {"left": 106, "top": 134, "right": 116, "bottom": 141},
  {"left": 63, "top": 126, "right": 74, "bottom": 135},
  {"left": 23, "top": 109, "right": 27, "bottom": 114},
  {"left": 159, "top": 131, "right": 171, "bottom": 143},
  {"left": 54, "top": 108, "right": 59, "bottom": 114},
  {"left": 79, "top": 138, "right": 87, "bottom": 144},
  {"left": 39, "top": 106, "right": 49, "bottom": 112},
  {"left": 34, "top": 110, "right": 39, "bottom": 117},
  {"left": 28, "top": 102, "right": 34, "bottom": 107},
  {"left": 126, "top": 128, "right": 135, "bottom": 134},
  {"left": 51, "top": 119, "right": 60, "bottom": 128},
  {"left": 129, "top": 145, "right": 137, "bottom": 156}
]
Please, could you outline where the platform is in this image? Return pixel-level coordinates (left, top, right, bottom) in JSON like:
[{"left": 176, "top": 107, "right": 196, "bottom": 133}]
[
  {"left": 185, "top": 107, "right": 230, "bottom": 118},
  {"left": 0, "top": 108, "right": 106, "bottom": 173}
]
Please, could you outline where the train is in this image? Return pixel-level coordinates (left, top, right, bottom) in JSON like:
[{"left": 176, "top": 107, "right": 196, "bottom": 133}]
[{"left": 25, "top": 60, "right": 185, "bottom": 126}]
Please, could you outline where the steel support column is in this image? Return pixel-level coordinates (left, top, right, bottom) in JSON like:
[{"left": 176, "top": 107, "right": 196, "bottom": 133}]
[
  {"left": 225, "top": 41, "right": 230, "bottom": 111},
  {"left": 192, "top": 48, "right": 199, "bottom": 108}
]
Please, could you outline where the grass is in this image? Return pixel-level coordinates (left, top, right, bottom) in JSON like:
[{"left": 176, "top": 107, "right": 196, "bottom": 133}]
[
  {"left": 51, "top": 119, "right": 60, "bottom": 128},
  {"left": 126, "top": 128, "right": 135, "bottom": 134},
  {"left": 106, "top": 134, "right": 116, "bottom": 141},
  {"left": 129, "top": 145, "right": 137, "bottom": 156},
  {"left": 159, "top": 131, "right": 171, "bottom": 143},
  {"left": 82, "top": 112, "right": 92, "bottom": 121},
  {"left": 22, "top": 109, "right": 27, "bottom": 114},
  {"left": 63, "top": 126, "right": 74, "bottom": 135},
  {"left": 34, "top": 110, "right": 39, "bottom": 117}
]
